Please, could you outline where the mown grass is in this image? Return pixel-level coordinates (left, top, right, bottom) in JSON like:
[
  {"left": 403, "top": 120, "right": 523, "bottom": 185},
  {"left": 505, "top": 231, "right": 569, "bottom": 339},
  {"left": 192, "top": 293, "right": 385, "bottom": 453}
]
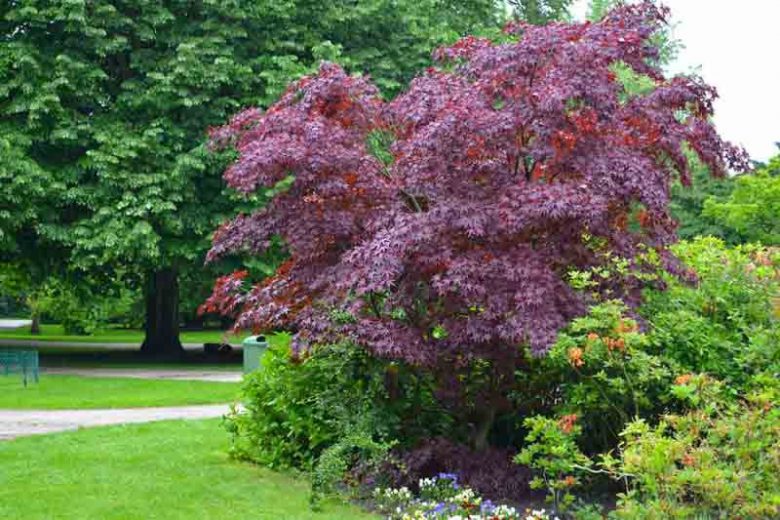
[
  {"left": 0, "top": 375, "right": 240, "bottom": 409},
  {"left": 0, "top": 323, "right": 250, "bottom": 344},
  {"left": 0, "top": 419, "right": 376, "bottom": 520}
]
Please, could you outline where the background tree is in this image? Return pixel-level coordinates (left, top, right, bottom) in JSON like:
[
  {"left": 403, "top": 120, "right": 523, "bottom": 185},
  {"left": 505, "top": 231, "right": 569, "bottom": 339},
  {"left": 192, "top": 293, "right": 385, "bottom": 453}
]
[
  {"left": 0, "top": 0, "right": 501, "bottom": 355},
  {"left": 703, "top": 151, "right": 780, "bottom": 245},
  {"left": 587, "top": 0, "right": 620, "bottom": 21},
  {"left": 507, "top": 0, "right": 574, "bottom": 24},
  {"left": 204, "top": 2, "right": 747, "bottom": 447},
  {"left": 669, "top": 156, "right": 742, "bottom": 242}
]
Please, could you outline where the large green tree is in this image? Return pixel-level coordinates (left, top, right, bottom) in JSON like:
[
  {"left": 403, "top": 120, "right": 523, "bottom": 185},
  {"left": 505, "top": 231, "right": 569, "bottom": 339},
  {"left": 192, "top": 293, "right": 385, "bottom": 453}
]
[{"left": 0, "top": 0, "right": 500, "bottom": 355}]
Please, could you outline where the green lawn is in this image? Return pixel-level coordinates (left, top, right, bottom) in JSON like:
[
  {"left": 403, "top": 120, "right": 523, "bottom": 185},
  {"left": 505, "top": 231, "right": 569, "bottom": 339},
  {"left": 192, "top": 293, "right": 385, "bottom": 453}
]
[
  {"left": 0, "top": 323, "right": 250, "bottom": 344},
  {"left": 0, "top": 419, "right": 375, "bottom": 520},
  {"left": 0, "top": 375, "right": 239, "bottom": 409}
]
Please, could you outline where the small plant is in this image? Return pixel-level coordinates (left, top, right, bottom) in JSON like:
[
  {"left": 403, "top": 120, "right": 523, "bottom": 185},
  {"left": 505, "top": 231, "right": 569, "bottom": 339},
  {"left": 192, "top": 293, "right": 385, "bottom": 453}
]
[
  {"left": 373, "top": 473, "right": 559, "bottom": 519},
  {"left": 311, "top": 424, "right": 396, "bottom": 506},
  {"left": 515, "top": 415, "right": 591, "bottom": 512}
]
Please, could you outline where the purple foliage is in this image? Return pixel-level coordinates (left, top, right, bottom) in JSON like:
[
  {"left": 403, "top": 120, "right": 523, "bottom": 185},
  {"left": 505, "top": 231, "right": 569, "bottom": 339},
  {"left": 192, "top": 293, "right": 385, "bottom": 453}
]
[
  {"left": 386, "top": 437, "right": 536, "bottom": 501},
  {"left": 204, "top": 2, "right": 748, "bottom": 372}
]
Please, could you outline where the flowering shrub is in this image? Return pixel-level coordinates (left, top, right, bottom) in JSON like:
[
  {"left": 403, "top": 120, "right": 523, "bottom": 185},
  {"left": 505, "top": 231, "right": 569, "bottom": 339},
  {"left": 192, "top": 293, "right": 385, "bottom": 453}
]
[
  {"left": 530, "top": 301, "right": 676, "bottom": 452},
  {"left": 603, "top": 375, "right": 780, "bottom": 519},
  {"left": 373, "top": 474, "right": 559, "bottom": 520}
]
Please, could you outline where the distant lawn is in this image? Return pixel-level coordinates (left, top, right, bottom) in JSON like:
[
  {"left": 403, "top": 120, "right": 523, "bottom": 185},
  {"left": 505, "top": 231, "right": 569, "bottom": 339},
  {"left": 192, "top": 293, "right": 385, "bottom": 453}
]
[
  {"left": 0, "top": 375, "right": 239, "bottom": 409},
  {"left": 0, "top": 323, "right": 250, "bottom": 344},
  {"left": 0, "top": 419, "right": 375, "bottom": 520}
]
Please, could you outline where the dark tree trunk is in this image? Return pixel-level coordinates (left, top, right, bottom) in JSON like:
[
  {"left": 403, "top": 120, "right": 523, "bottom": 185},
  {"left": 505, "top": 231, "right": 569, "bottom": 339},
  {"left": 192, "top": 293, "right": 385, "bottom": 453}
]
[
  {"left": 472, "top": 404, "right": 497, "bottom": 452},
  {"left": 30, "top": 313, "right": 40, "bottom": 335},
  {"left": 140, "top": 268, "right": 183, "bottom": 357}
]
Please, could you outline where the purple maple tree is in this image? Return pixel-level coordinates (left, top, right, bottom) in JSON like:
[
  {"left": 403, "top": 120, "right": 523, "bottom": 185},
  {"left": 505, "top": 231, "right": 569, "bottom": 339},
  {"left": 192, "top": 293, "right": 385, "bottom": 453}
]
[{"left": 204, "top": 2, "right": 747, "bottom": 445}]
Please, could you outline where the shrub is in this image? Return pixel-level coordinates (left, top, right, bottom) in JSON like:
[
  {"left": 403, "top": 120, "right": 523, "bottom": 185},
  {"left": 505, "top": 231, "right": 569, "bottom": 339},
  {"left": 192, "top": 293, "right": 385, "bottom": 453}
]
[
  {"left": 37, "top": 279, "right": 140, "bottom": 335},
  {"left": 642, "top": 237, "right": 780, "bottom": 386},
  {"left": 225, "top": 337, "right": 451, "bottom": 471},
  {"left": 516, "top": 415, "right": 591, "bottom": 512},
  {"left": 702, "top": 153, "right": 780, "bottom": 245},
  {"left": 528, "top": 302, "right": 676, "bottom": 453},
  {"left": 604, "top": 375, "right": 780, "bottom": 519}
]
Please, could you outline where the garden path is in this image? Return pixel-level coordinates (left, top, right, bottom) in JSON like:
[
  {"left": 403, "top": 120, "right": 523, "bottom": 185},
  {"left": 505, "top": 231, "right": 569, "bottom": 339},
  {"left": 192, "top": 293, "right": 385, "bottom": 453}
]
[
  {"left": 0, "top": 404, "right": 230, "bottom": 440},
  {"left": 0, "top": 319, "right": 32, "bottom": 329}
]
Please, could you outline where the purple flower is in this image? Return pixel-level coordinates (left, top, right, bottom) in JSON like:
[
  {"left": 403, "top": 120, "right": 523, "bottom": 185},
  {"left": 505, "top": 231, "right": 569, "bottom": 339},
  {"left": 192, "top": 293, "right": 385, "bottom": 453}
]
[{"left": 480, "top": 499, "right": 496, "bottom": 514}]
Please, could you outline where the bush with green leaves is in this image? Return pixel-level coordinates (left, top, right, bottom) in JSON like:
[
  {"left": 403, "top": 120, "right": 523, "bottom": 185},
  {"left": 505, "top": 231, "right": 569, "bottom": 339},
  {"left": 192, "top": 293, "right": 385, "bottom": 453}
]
[
  {"left": 225, "top": 337, "right": 451, "bottom": 473},
  {"left": 523, "top": 301, "right": 676, "bottom": 454},
  {"left": 310, "top": 424, "right": 396, "bottom": 507},
  {"left": 604, "top": 374, "right": 780, "bottom": 519},
  {"left": 30, "top": 278, "right": 140, "bottom": 335},
  {"left": 702, "top": 153, "right": 780, "bottom": 245},
  {"left": 641, "top": 237, "right": 780, "bottom": 386},
  {"left": 513, "top": 237, "right": 780, "bottom": 514}
]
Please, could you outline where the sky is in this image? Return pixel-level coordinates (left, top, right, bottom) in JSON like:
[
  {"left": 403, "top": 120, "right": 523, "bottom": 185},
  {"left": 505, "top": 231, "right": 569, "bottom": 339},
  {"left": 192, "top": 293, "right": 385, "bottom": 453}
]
[{"left": 571, "top": 0, "right": 779, "bottom": 163}]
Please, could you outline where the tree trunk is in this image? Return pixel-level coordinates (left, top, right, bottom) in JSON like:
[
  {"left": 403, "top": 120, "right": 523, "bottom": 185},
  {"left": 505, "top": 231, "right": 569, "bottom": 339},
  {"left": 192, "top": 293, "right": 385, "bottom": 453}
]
[
  {"left": 30, "top": 312, "right": 41, "bottom": 335},
  {"left": 140, "top": 268, "right": 183, "bottom": 357},
  {"left": 472, "top": 404, "right": 497, "bottom": 452}
]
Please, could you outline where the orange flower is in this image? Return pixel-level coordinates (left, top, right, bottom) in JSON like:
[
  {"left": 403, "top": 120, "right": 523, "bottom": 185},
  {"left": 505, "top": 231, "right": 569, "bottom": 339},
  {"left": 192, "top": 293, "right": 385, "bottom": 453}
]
[
  {"left": 675, "top": 374, "right": 693, "bottom": 385},
  {"left": 605, "top": 337, "right": 625, "bottom": 352},
  {"left": 754, "top": 251, "right": 772, "bottom": 267},
  {"left": 586, "top": 332, "right": 600, "bottom": 342},
  {"left": 681, "top": 453, "right": 696, "bottom": 467},
  {"left": 637, "top": 209, "right": 651, "bottom": 228},
  {"left": 568, "top": 347, "right": 584, "bottom": 367},
  {"left": 344, "top": 172, "right": 358, "bottom": 186},
  {"left": 558, "top": 414, "right": 578, "bottom": 434},
  {"left": 615, "top": 320, "right": 638, "bottom": 334},
  {"left": 562, "top": 475, "right": 577, "bottom": 487}
]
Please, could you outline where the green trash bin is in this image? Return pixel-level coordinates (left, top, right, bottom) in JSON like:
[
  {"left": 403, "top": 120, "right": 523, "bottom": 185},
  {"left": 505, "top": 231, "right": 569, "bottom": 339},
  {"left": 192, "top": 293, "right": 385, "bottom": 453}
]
[{"left": 242, "top": 335, "right": 269, "bottom": 373}]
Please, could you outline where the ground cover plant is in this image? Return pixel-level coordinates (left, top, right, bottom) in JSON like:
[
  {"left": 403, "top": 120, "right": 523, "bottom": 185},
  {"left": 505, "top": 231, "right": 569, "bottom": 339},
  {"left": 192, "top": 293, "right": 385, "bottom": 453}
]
[
  {"left": 0, "top": 419, "right": 375, "bottom": 520},
  {"left": 203, "top": 1, "right": 777, "bottom": 517},
  {"left": 0, "top": 375, "right": 238, "bottom": 409}
]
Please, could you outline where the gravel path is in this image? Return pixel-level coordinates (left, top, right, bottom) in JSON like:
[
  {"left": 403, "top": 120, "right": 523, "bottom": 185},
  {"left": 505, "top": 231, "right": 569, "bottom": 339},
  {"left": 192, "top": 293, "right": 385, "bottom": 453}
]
[
  {"left": 42, "top": 367, "right": 242, "bottom": 383},
  {"left": 0, "top": 319, "right": 32, "bottom": 329},
  {"left": 0, "top": 404, "right": 231, "bottom": 440}
]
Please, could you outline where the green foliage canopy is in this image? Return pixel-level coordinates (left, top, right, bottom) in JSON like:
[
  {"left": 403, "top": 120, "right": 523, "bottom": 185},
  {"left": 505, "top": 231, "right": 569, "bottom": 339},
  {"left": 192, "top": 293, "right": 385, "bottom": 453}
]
[
  {"left": 703, "top": 153, "right": 780, "bottom": 245},
  {"left": 0, "top": 0, "right": 501, "bottom": 342},
  {"left": 0, "top": 0, "right": 500, "bottom": 269}
]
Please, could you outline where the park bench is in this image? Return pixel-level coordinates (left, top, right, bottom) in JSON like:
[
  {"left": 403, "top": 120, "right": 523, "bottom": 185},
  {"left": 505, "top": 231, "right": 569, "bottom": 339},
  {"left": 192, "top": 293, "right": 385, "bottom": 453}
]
[{"left": 0, "top": 348, "right": 39, "bottom": 386}]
